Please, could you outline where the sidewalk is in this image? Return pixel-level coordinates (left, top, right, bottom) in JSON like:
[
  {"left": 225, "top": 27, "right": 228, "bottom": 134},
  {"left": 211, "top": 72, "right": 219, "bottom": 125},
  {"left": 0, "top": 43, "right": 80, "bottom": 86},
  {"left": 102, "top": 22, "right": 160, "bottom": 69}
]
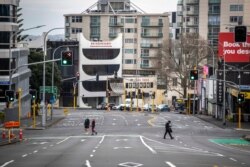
[
  {"left": 0, "top": 109, "right": 65, "bottom": 146},
  {"left": 195, "top": 114, "right": 250, "bottom": 141}
]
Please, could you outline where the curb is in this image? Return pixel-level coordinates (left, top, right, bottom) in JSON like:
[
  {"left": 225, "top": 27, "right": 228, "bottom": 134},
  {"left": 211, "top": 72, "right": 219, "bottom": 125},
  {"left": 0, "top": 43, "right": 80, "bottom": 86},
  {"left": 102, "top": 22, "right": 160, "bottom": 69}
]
[{"left": 0, "top": 138, "right": 20, "bottom": 146}]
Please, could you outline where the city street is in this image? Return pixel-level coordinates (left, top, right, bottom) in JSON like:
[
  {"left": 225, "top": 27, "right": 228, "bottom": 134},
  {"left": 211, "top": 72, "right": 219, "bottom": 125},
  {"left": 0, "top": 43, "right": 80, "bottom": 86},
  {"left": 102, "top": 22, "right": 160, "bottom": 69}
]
[{"left": 0, "top": 110, "right": 250, "bottom": 167}]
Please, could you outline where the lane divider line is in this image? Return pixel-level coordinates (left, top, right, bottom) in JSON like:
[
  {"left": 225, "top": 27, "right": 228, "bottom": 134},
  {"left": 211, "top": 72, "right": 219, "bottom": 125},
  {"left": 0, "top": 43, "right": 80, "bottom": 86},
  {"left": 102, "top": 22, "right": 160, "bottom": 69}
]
[
  {"left": 0, "top": 160, "right": 14, "bottom": 167},
  {"left": 166, "top": 161, "right": 176, "bottom": 167}
]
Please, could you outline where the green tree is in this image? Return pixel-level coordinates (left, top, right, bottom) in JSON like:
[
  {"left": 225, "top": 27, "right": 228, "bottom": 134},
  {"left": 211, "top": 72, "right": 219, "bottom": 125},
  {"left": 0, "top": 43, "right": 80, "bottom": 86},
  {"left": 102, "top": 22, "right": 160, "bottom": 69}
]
[{"left": 28, "top": 50, "right": 62, "bottom": 100}]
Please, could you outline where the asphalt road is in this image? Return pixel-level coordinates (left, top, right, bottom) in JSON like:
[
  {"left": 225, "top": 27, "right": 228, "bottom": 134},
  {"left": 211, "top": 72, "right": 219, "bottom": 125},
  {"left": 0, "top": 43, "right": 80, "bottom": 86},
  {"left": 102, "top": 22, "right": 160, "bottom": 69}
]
[{"left": 0, "top": 110, "right": 250, "bottom": 167}]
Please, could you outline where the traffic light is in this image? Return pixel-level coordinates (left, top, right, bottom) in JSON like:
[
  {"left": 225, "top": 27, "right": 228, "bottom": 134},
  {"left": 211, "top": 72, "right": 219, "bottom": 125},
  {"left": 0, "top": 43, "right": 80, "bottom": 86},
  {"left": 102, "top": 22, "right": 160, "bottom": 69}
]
[
  {"left": 30, "top": 89, "right": 37, "bottom": 100},
  {"left": 5, "top": 90, "right": 15, "bottom": 102},
  {"left": 237, "top": 93, "right": 245, "bottom": 103},
  {"left": 235, "top": 26, "right": 247, "bottom": 42},
  {"left": 152, "top": 92, "right": 155, "bottom": 99},
  {"left": 190, "top": 70, "right": 198, "bottom": 80},
  {"left": 61, "top": 50, "right": 73, "bottom": 66},
  {"left": 138, "top": 89, "right": 141, "bottom": 95}
]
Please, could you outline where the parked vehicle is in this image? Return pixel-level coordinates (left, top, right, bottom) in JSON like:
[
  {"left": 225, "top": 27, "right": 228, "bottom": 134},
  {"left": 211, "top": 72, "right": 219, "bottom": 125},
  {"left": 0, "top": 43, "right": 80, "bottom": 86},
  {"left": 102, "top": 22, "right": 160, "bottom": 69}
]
[
  {"left": 105, "top": 103, "right": 115, "bottom": 110},
  {"left": 157, "top": 104, "right": 170, "bottom": 112},
  {"left": 96, "top": 102, "right": 106, "bottom": 110},
  {"left": 113, "top": 104, "right": 128, "bottom": 111},
  {"left": 143, "top": 104, "right": 157, "bottom": 112}
]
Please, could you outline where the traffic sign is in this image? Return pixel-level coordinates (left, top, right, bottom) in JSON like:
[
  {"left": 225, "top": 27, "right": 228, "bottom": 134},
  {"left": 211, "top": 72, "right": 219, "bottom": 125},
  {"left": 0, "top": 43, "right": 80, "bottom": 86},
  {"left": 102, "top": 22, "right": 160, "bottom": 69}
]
[{"left": 39, "top": 86, "right": 58, "bottom": 94}]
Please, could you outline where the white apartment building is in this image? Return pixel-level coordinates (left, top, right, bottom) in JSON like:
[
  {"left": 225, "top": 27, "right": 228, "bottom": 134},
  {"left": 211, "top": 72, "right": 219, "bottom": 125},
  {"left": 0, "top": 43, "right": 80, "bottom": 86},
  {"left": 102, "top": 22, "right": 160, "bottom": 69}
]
[{"left": 64, "top": 0, "right": 170, "bottom": 107}]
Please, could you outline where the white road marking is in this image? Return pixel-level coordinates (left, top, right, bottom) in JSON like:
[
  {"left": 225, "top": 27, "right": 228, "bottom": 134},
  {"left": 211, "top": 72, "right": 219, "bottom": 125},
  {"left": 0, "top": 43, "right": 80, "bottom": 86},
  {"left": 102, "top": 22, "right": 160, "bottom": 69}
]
[
  {"left": 93, "top": 150, "right": 96, "bottom": 152},
  {"left": 40, "top": 142, "right": 48, "bottom": 145},
  {"left": 22, "top": 154, "right": 28, "bottom": 157},
  {"left": 113, "top": 147, "right": 132, "bottom": 149},
  {"left": 230, "top": 158, "right": 237, "bottom": 162},
  {"left": 56, "top": 136, "right": 70, "bottom": 144},
  {"left": 113, "top": 118, "right": 116, "bottom": 121},
  {"left": 85, "top": 160, "right": 91, "bottom": 167},
  {"left": 99, "top": 135, "right": 105, "bottom": 144},
  {"left": 90, "top": 154, "right": 94, "bottom": 157},
  {"left": 118, "top": 162, "right": 143, "bottom": 167},
  {"left": 43, "top": 147, "right": 47, "bottom": 149},
  {"left": 33, "top": 150, "right": 38, "bottom": 153},
  {"left": 81, "top": 139, "right": 85, "bottom": 142},
  {"left": 137, "top": 124, "right": 141, "bottom": 126},
  {"left": 140, "top": 136, "right": 157, "bottom": 154},
  {"left": 0, "top": 160, "right": 14, "bottom": 167},
  {"left": 50, "top": 144, "right": 54, "bottom": 147},
  {"left": 166, "top": 161, "right": 176, "bottom": 167},
  {"left": 112, "top": 123, "right": 116, "bottom": 125}
]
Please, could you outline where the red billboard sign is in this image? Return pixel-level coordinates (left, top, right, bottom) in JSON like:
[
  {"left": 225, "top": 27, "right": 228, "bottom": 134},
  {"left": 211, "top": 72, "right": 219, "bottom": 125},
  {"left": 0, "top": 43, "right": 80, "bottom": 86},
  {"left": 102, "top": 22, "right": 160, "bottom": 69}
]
[{"left": 218, "top": 32, "right": 250, "bottom": 62}]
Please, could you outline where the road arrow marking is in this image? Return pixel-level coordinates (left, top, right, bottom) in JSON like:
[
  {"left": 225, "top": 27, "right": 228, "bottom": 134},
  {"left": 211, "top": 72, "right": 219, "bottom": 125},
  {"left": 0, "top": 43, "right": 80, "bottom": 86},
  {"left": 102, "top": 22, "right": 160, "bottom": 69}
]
[{"left": 118, "top": 162, "right": 143, "bottom": 167}]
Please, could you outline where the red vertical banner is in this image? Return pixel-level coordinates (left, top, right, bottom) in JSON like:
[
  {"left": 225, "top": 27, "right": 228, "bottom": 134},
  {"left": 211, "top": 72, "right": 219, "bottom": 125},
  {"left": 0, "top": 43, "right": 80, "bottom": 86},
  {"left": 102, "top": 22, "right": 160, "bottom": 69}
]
[{"left": 218, "top": 32, "right": 250, "bottom": 62}]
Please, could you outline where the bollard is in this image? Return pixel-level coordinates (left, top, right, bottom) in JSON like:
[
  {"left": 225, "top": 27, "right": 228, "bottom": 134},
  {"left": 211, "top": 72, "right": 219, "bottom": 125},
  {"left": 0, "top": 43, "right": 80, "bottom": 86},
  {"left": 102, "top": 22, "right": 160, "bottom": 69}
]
[
  {"left": 19, "top": 129, "right": 23, "bottom": 141},
  {"left": 2, "top": 129, "right": 6, "bottom": 139}
]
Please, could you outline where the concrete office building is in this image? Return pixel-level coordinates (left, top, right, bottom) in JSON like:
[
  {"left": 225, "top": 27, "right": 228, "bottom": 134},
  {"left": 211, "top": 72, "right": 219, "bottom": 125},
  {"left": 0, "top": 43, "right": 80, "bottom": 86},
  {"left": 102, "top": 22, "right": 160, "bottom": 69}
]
[
  {"left": 64, "top": 0, "right": 169, "bottom": 107},
  {"left": 0, "top": 0, "right": 31, "bottom": 115}
]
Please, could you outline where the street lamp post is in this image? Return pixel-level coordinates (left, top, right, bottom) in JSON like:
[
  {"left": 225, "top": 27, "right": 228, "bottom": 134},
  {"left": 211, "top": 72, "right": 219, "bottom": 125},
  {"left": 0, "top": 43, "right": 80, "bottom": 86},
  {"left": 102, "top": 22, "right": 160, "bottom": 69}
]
[
  {"left": 42, "top": 27, "right": 64, "bottom": 127},
  {"left": 51, "top": 44, "right": 78, "bottom": 118}
]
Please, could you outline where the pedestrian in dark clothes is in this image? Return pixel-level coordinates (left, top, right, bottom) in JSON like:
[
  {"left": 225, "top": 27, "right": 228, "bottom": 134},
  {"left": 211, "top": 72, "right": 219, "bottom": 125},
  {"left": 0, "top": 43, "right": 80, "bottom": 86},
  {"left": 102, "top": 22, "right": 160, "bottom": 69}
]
[
  {"left": 91, "top": 119, "right": 97, "bottom": 135},
  {"left": 164, "top": 120, "right": 174, "bottom": 139},
  {"left": 84, "top": 118, "right": 90, "bottom": 132}
]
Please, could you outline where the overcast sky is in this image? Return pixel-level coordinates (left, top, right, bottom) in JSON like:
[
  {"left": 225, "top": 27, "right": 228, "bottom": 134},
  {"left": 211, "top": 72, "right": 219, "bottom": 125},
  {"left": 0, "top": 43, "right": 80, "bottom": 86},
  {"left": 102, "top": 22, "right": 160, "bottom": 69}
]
[{"left": 20, "top": 0, "right": 178, "bottom": 35}]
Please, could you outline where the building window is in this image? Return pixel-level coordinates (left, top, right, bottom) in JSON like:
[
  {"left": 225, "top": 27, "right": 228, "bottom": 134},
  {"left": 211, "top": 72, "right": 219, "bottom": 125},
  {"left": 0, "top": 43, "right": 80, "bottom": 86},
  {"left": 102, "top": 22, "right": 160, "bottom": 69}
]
[
  {"left": 72, "top": 28, "right": 82, "bottom": 34},
  {"left": 230, "top": 16, "right": 243, "bottom": 24},
  {"left": 230, "top": 4, "right": 243, "bottom": 11},
  {"left": 125, "top": 38, "right": 137, "bottom": 43},
  {"left": 173, "top": 78, "right": 177, "bottom": 86},
  {"left": 208, "top": 16, "right": 220, "bottom": 25},
  {"left": 125, "top": 59, "right": 134, "bottom": 64},
  {"left": 125, "top": 49, "right": 137, "bottom": 54},
  {"left": 82, "top": 49, "right": 120, "bottom": 60},
  {"left": 0, "top": 31, "right": 10, "bottom": 49},
  {"left": 72, "top": 16, "right": 82, "bottom": 23},
  {"left": 125, "top": 28, "right": 137, "bottom": 33}
]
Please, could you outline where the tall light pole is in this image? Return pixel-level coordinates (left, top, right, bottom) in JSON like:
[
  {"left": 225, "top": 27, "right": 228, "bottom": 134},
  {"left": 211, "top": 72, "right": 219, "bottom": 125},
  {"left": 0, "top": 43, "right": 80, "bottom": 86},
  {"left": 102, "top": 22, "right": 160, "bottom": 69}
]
[
  {"left": 9, "top": 25, "right": 46, "bottom": 90},
  {"left": 51, "top": 44, "right": 78, "bottom": 117},
  {"left": 42, "top": 27, "right": 64, "bottom": 127}
]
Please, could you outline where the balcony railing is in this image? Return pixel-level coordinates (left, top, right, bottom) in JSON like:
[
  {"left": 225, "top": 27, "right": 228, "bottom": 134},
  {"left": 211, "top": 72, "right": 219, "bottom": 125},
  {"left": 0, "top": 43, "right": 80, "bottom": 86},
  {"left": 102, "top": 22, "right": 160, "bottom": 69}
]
[
  {"left": 90, "top": 22, "right": 100, "bottom": 27},
  {"left": 109, "top": 32, "right": 118, "bottom": 38},
  {"left": 186, "top": 0, "right": 199, "bottom": 4},
  {"left": 141, "top": 22, "right": 163, "bottom": 27},
  {"left": 141, "top": 32, "right": 163, "bottom": 38},
  {"left": 209, "top": 0, "right": 221, "bottom": 4},
  {"left": 109, "top": 22, "right": 124, "bottom": 27},
  {"left": 90, "top": 33, "right": 100, "bottom": 38}
]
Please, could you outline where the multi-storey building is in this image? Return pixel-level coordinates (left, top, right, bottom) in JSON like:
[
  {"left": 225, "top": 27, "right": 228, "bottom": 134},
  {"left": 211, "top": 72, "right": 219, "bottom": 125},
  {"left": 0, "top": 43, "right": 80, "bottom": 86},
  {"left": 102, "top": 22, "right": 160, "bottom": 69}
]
[
  {"left": 177, "top": 0, "right": 250, "bottom": 121},
  {"left": 0, "top": 0, "right": 31, "bottom": 116},
  {"left": 177, "top": 0, "right": 250, "bottom": 64},
  {"left": 64, "top": 0, "right": 169, "bottom": 107}
]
